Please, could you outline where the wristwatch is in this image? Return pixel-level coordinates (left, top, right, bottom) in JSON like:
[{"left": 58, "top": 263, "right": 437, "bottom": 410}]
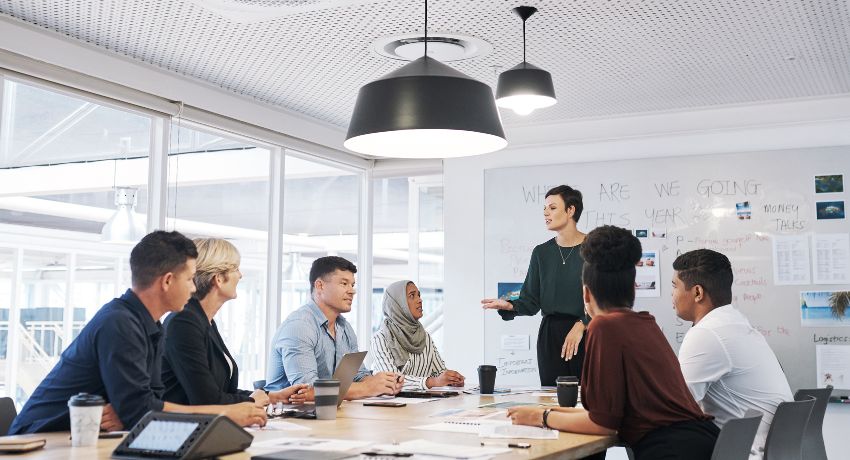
[{"left": 542, "top": 409, "right": 552, "bottom": 429}]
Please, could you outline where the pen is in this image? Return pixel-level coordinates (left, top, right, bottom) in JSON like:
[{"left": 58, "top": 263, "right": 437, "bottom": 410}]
[{"left": 481, "top": 442, "right": 531, "bottom": 449}]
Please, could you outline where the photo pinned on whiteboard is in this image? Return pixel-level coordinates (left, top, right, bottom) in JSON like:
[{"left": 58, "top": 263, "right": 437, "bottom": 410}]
[
  {"left": 635, "top": 251, "right": 660, "bottom": 298},
  {"left": 800, "top": 290, "right": 850, "bottom": 327},
  {"left": 814, "top": 174, "right": 844, "bottom": 194},
  {"left": 497, "top": 282, "right": 523, "bottom": 301},
  {"left": 736, "top": 201, "right": 752, "bottom": 220},
  {"left": 816, "top": 201, "right": 845, "bottom": 220},
  {"left": 634, "top": 229, "right": 648, "bottom": 238}
]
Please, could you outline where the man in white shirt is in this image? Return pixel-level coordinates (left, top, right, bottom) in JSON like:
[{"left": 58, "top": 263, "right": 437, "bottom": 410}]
[{"left": 672, "top": 249, "right": 792, "bottom": 459}]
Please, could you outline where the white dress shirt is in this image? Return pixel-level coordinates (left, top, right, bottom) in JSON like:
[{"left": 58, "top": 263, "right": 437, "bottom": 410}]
[{"left": 678, "top": 304, "right": 792, "bottom": 459}]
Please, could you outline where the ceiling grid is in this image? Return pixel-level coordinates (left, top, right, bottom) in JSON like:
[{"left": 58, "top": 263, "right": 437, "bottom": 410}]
[{"left": 1, "top": 0, "right": 848, "bottom": 129}]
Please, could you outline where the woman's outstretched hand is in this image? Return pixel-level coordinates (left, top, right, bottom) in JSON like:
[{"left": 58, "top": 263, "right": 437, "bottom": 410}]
[{"left": 481, "top": 298, "right": 513, "bottom": 310}]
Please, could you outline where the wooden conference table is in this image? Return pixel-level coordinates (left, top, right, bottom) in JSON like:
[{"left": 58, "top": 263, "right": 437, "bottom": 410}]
[{"left": 15, "top": 393, "right": 616, "bottom": 459}]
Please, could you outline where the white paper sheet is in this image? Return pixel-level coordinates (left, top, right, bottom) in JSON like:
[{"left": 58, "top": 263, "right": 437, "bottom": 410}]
[
  {"left": 816, "top": 345, "right": 850, "bottom": 389},
  {"left": 411, "top": 420, "right": 510, "bottom": 434},
  {"left": 772, "top": 234, "right": 811, "bottom": 285},
  {"left": 371, "top": 439, "right": 510, "bottom": 458},
  {"left": 812, "top": 233, "right": 850, "bottom": 284},
  {"left": 252, "top": 437, "right": 371, "bottom": 452},
  {"left": 245, "top": 419, "right": 311, "bottom": 432},
  {"left": 479, "top": 423, "right": 559, "bottom": 440},
  {"left": 429, "top": 408, "right": 506, "bottom": 422}
]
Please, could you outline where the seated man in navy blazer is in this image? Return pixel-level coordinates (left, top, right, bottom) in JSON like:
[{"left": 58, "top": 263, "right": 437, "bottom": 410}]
[{"left": 10, "top": 231, "right": 267, "bottom": 434}]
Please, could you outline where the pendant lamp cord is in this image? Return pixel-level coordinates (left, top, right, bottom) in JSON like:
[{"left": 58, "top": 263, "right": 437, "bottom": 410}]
[
  {"left": 522, "top": 16, "right": 527, "bottom": 63},
  {"left": 424, "top": 0, "right": 428, "bottom": 56}
]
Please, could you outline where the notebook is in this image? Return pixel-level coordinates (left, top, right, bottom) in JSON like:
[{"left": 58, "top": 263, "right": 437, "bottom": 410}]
[
  {"left": 396, "top": 389, "right": 459, "bottom": 398},
  {"left": 0, "top": 435, "right": 47, "bottom": 453}
]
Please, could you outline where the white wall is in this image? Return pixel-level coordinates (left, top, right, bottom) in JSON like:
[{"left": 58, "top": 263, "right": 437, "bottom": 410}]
[{"left": 443, "top": 96, "right": 850, "bottom": 382}]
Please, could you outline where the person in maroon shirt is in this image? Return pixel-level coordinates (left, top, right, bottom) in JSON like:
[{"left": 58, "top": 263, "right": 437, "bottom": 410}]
[{"left": 508, "top": 225, "right": 718, "bottom": 460}]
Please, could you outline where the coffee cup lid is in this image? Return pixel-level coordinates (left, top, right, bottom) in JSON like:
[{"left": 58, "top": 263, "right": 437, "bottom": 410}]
[
  {"left": 68, "top": 393, "right": 105, "bottom": 407},
  {"left": 478, "top": 365, "right": 497, "bottom": 370},
  {"left": 313, "top": 379, "right": 340, "bottom": 387}
]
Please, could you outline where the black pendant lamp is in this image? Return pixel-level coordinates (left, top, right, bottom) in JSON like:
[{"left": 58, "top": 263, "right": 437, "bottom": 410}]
[
  {"left": 344, "top": 1, "right": 507, "bottom": 158},
  {"left": 496, "top": 6, "right": 556, "bottom": 116}
]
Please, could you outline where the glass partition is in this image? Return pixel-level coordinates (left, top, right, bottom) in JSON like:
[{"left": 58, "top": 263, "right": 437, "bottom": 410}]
[{"left": 167, "top": 123, "right": 270, "bottom": 389}]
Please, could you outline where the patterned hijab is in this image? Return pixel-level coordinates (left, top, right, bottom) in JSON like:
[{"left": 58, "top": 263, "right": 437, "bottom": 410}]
[{"left": 379, "top": 280, "right": 427, "bottom": 368}]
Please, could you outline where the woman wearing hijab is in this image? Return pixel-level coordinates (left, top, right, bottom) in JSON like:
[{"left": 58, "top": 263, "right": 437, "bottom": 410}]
[{"left": 370, "top": 280, "right": 465, "bottom": 390}]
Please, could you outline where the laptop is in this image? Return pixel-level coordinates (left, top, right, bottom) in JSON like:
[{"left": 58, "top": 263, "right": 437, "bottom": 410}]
[{"left": 278, "top": 351, "right": 368, "bottom": 417}]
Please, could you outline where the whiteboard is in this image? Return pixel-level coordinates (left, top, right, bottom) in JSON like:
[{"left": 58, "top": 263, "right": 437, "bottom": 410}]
[{"left": 483, "top": 147, "right": 850, "bottom": 392}]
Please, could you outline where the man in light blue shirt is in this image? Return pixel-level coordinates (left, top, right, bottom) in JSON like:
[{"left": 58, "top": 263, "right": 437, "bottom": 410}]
[{"left": 267, "top": 256, "right": 402, "bottom": 399}]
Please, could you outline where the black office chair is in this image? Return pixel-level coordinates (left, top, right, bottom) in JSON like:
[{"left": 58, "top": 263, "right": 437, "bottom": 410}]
[
  {"left": 763, "top": 395, "right": 815, "bottom": 460},
  {"left": 793, "top": 387, "right": 832, "bottom": 460},
  {"left": 710, "top": 410, "right": 763, "bottom": 460},
  {"left": 0, "top": 396, "right": 17, "bottom": 436},
  {"left": 618, "top": 411, "right": 762, "bottom": 460}
]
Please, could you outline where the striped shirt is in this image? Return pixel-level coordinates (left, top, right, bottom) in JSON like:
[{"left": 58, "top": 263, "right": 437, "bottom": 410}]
[{"left": 370, "top": 327, "right": 447, "bottom": 390}]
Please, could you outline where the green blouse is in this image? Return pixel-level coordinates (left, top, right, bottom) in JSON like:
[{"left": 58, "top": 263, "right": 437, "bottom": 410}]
[{"left": 499, "top": 238, "right": 586, "bottom": 321}]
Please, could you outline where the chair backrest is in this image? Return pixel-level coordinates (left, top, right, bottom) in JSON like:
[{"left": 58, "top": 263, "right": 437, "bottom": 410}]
[
  {"left": 793, "top": 387, "right": 832, "bottom": 460},
  {"left": 0, "top": 397, "right": 17, "bottom": 436},
  {"left": 763, "top": 395, "right": 815, "bottom": 460},
  {"left": 710, "top": 410, "right": 763, "bottom": 460}
]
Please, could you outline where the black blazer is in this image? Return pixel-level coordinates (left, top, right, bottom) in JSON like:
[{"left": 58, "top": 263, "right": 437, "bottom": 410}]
[{"left": 161, "top": 298, "right": 253, "bottom": 405}]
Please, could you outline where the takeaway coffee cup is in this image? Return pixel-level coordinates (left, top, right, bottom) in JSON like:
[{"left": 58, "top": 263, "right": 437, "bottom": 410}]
[
  {"left": 313, "top": 379, "right": 340, "bottom": 420},
  {"left": 68, "top": 393, "right": 105, "bottom": 447},
  {"left": 478, "top": 365, "right": 497, "bottom": 394},
  {"left": 556, "top": 376, "right": 579, "bottom": 407}
]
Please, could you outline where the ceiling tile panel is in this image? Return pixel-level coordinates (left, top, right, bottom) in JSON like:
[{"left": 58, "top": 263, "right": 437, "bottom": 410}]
[{"left": 2, "top": 0, "right": 848, "bottom": 128}]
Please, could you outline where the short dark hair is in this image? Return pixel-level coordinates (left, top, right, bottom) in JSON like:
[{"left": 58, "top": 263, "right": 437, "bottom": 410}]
[
  {"left": 673, "top": 249, "right": 733, "bottom": 307},
  {"left": 545, "top": 185, "right": 583, "bottom": 223},
  {"left": 130, "top": 231, "right": 198, "bottom": 289},
  {"left": 309, "top": 256, "right": 357, "bottom": 293},
  {"left": 581, "top": 225, "right": 642, "bottom": 309}
]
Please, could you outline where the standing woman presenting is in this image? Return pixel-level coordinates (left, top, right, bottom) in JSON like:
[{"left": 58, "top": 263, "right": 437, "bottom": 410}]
[{"left": 481, "top": 185, "right": 587, "bottom": 386}]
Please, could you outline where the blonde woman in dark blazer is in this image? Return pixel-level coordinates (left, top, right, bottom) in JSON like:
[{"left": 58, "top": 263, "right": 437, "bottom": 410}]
[{"left": 161, "top": 238, "right": 307, "bottom": 406}]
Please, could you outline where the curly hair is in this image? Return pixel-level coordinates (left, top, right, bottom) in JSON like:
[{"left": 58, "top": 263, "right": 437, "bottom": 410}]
[{"left": 580, "top": 225, "right": 642, "bottom": 309}]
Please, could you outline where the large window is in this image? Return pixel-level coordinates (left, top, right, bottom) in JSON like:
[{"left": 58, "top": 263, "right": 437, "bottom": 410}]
[
  {"left": 280, "top": 154, "right": 361, "bottom": 324},
  {"left": 166, "top": 123, "right": 270, "bottom": 389},
  {"left": 0, "top": 74, "right": 372, "bottom": 410},
  {"left": 0, "top": 78, "right": 152, "bottom": 406},
  {"left": 371, "top": 176, "right": 444, "bottom": 347}
]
